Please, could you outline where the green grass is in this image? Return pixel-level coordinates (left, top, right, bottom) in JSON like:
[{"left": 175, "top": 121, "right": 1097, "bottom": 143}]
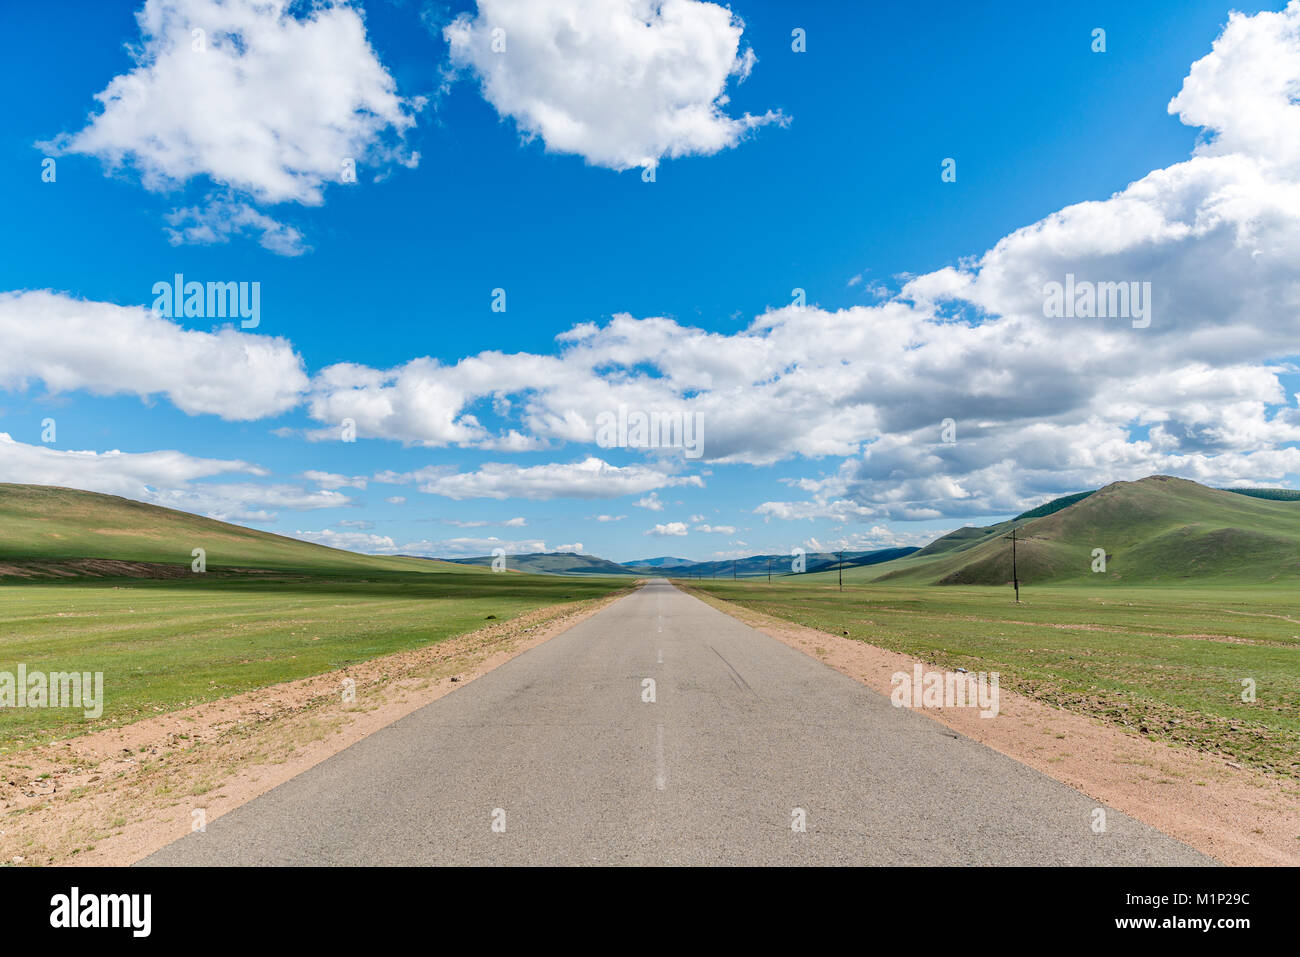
[
  {"left": 682, "top": 576, "right": 1300, "bottom": 778},
  {"left": 0, "top": 568, "right": 629, "bottom": 752}
]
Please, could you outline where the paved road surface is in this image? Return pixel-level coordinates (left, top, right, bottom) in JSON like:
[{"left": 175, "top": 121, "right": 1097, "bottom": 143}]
[{"left": 143, "top": 580, "right": 1210, "bottom": 865}]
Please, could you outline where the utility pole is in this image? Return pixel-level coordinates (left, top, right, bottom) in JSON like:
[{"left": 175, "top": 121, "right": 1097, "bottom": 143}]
[
  {"left": 767, "top": 558, "right": 771, "bottom": 582},
  {"left": 837, "top": 551, "right": 844, "bottom": 592},
  {"left": 732, "top": 560, "right": 736, "bottom": 580},
  {"left": 1003, "top": 528, "right": 1021, "bottom": 603}
]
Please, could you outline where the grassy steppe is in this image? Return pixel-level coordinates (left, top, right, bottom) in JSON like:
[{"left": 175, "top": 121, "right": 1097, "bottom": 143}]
[
  {"left": 683, "top": 577, "right": 1300, "bottom": 778},
  {"left": 0, "top": 570, "right": 629, "bottom": 753}
]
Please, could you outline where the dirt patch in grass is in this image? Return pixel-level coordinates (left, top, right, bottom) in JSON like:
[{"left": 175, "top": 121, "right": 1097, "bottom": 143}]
[
  {"left": 0, "top": 590, "right": 628, "bottom": 866},
  {"left": 0, "top": 560, "right": 280, "bottom": 580},
  {"left": 686, "top": 585, "right": 1300, "bottom": 866}
]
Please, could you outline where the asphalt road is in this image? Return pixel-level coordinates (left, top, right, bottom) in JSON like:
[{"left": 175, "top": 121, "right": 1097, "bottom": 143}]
[{"left": 142, "top": 579, "right": 1210, "bottom": 865}]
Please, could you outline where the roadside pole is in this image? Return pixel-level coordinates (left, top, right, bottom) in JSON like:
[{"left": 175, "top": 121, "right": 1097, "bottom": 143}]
[{"left": 1003, "top": 528, "right": 1021, "bottom": 603}]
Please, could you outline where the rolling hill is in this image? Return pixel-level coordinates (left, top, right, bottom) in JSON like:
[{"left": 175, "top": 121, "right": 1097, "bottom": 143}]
[
  {"left": 855, "top": 475, "right": 1300, "bottom": 585},
  {"left": 0, "top": 484, "right": 466, "bottom": 578}
]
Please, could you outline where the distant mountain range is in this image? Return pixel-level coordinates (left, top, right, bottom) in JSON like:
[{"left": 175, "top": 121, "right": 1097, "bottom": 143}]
[{"left": 445, "top": 547, "right": 920, "bottom": 577}]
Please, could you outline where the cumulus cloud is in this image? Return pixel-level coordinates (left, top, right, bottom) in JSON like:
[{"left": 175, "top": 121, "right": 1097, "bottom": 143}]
[
  {"left": 43, "top": 0, "right": 418, "bottom": 249},
  {"left": 289, "top": 528, "right": 398, "bottom": 552},
  {"left": 647, "top": 521, "right": 688, "bottom": 536},
  {"left": 296, "top": 532, "right": 553, "bottom": 558},
  {"left": 47, "top": 0, "right": 417, "bottom": 203},
  {"left": 303, "top": 470, "right": 367, "bottom": 490},
  {"left": 149, "top": 482, "right": 352, "bottom": 522},
  {"left": 444, "top": 0, "right": 783, "bottom": 170},
  {"left": 417, "top": 536, "right": 548, "bottom": 556},
  {"left": 0, "top": 431, "right": 255, "bottom": 493},
  {"left": 1168, "top": 4, "right": 1300, "bottom": 172},
  {"left": 376, "top": 456, "right": 702, "bottom": 501},
  {"left": 0, "top": 290, "right": 308, "bottom": 420},
  {"left": 0, "top": 433, "right": 347, "bottom": 522},
  {"left": 803, "top": 527, "right": 948, "bottom": 552}
]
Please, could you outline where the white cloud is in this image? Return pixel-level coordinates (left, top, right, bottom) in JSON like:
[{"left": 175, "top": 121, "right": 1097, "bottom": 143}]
[
  {"left": 290, "top": 529, "right": 558, "bottom": 558},
  {"left": 379, "top": 457, "right": 702, "bottom": 501},
  {"left": 0, "top": 431, "right": 255, "bottom": 493},
  {"left": 804, "top": 527, "right": 945, "bottom": 552},
  {"left": 147, "top": 483, "right": 352, "bottom": 522},
  {"left": 164, "top": 198, "right": 308, "bottom": 256},
  {"left": 303, "top": 470, "right": 367, "bottom": 490},
  {"left": 46, "top": 0, "right": 418, "bottom": 206},
  {"left": 1168, "top": 4, "right": 1300, "bottom": 172},
  {"left": 385, "top": 496, "right": 406, "bottom": 505},
  {"left": 425, "top": 537, "right": 547, "bottom": 557},
  {"left": 0, "top": 433, "right": 349, "bottom": 523},
  {"left": 444, "top": 0, "right": 783, "bottom": 170},
  {"left": 0, "top": 290, "right": 307, "bottom": 420},
  {"left": 305, "top": 357, "right": 501, "bottom": 447},
  {"left": 693, "top": 523, "right": 735, "bottom": 534},
  {"left": 636, "top": 492, "right": 664, "bottom": 511},
  {"left": 441, "top": 516, "right": 527, "bottom": 527},
  {"left": 289, "top": 528, "right": 398, "bottom": 552},
  {"left": 647, "top": 521, "right": 688, "bottom": 536}
]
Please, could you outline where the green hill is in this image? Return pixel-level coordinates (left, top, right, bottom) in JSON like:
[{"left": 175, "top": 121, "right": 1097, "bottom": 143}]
[
  {"left": 0, "top": 484, "right": 465, "bottom": 578},
  {"left": 855, "top": 475, "right": 1300, "bottom": 586}
]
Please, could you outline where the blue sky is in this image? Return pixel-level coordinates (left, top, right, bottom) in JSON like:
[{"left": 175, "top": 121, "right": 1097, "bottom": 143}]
[{"left": 2, "top": 0, "right": 1299, "bottom": 562}]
